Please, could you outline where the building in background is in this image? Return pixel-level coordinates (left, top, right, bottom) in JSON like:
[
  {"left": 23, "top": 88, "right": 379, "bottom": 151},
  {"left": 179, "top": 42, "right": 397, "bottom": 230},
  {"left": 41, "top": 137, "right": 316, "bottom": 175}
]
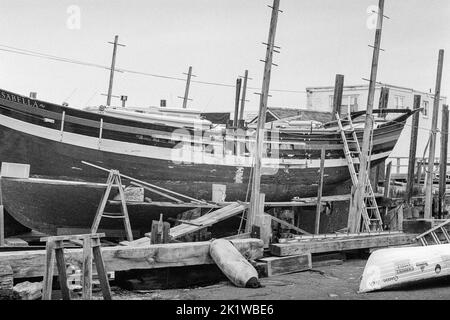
[{"left": 305, "top": 83, "right": 448, "bottom": 174}]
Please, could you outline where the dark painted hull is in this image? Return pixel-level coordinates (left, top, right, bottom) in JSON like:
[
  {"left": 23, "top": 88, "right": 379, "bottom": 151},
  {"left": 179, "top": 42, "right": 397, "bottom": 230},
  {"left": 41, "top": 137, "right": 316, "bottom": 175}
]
[{"left": 0, "top": 88, "right": 412, "bottom": 235}]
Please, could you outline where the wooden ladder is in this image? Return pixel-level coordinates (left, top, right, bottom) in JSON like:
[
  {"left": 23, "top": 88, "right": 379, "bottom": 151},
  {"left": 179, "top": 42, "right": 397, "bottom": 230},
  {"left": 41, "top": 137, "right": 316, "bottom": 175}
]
[
  {"left": 416, "top": 220, "right": 450, "bottom": 246},
  {"left": 91, "top": 169, "right": 133, "bottom": 241},
  {"left": 336, "top": 113, "right": 383, "bottom": 232}
]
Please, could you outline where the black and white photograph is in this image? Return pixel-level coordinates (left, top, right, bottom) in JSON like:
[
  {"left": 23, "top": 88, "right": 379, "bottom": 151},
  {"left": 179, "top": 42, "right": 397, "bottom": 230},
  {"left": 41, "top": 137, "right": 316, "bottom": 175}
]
[{"left": 0, "top": 0, "right": 449, "bottom": 307}]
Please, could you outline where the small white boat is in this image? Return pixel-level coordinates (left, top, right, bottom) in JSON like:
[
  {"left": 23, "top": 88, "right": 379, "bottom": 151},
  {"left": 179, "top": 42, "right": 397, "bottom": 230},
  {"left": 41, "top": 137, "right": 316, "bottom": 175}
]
[{"left": 359, "top": 244, "right": 450, "bottom": 293}]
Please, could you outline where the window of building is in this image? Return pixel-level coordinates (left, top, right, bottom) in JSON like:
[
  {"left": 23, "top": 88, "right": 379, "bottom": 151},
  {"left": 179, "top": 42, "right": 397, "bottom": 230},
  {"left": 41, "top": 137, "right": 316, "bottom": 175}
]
[
  {"left": 422, "top": 100, "right": 429, "bottom": 117},
  {"left": 329, "top": 95, "right": 359, "bottom": 115},
  {"left": 394, "top": 96, "right": 405, "bottom": 108}
]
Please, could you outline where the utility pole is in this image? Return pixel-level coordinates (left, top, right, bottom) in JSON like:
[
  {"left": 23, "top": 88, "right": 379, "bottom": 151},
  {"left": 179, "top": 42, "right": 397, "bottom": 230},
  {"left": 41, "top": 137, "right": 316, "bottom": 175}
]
[
  {"left": 182, "top": 66, "right": 193, "bottom": 109},
  {"left": 239, "top": 70, "right": 250, "bottom": 125},
  {"left": 234, "top": 78, "right": 242, "bottom": 127},
  {"left": 439, "top": 104, "right": 449, "bottom": 218},
  {"left": 424, "top": 49, "right": 445, "bottom": 219},
  {"left": 332, "top": 74, "right": 344, "bottom": 120},
  {"left": 348, "top": 0, "right": 385, "bottom": 232},
  {"left": 246, "top": 0, "right": 281, "bottom": 232},
  {"left": 106, "top": 35, "right": 125, "bottom": 106},
  {"left": 406, "top": 95, "right": 421, "bottom": 204}
]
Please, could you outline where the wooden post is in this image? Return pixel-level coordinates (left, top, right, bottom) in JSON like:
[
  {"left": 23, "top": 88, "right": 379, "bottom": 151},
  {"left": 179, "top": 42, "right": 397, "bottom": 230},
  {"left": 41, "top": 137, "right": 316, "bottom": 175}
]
[
  {"left": 0, "top": 205, "right": 4, "bottom": 247},
  {"left": 332, "top": 74, "right": 344, "bottom": 120},
  {"left": 239, "top": 70, "right": 249, "bottom": 124},
  {"left": 384, "top": 162, "right": 392, "bottom": 198},
  {"left": 82, "top": 238, "right": 93, "bottom": 300},
  {"left": 348, "top": 0, "right": 385, "bottom": 233},
  {"left": 42, "top": 241, "right": 56, "bottom": 300},
  {"left": 406, "top": 95, "right": 421, "bottom": 204},
  {"left": 234, "top": 78, "right": 242, "bottom": 127},
  {"left": 246, "top": 0, "right": 281, "bottom": 232},
  {"left": 424, "top": 49, "right": 445, "bottom": 219},
  {"left": 182, "top": 66, "right": 193, "bottom": 109},
  {"left": 315, "top": 148, "right": 325, "bottom": 234},
  {"left": 439, "top": 105, "right": 449, "bottom": 217},
  {"left": 378, "top": 87, "right": 390, "bottom": 118}
]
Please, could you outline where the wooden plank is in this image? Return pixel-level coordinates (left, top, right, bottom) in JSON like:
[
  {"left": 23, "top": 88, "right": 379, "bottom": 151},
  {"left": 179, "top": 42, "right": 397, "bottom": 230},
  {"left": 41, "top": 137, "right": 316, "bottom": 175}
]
[
  {"left": 92, "top": 241, "right": 112, "bottom": 300},
  {"left": 406, "top": 95, "right": 421, "bottom": 204},
  {"left": 258, "top": 253, "right": 312, "bottom": 277},
  {"left": 0, "top": 239, "right": 264, "bottom": 279},
  {"left": 169, "top": 203, "right": 246, "bottom": 239},
  {"left": 424, "top": 49, "right": 445, "bottom": 219},
  {"left": 57, "top": 227, "right": 140, "bottom": 239},
  {"left": 130, "top": 181, "right": 183, "bottom": 203},
  {"left": 270, "top": 215, "right": 311, "bottom": 235},
  {"left": 269, "top": 234, "right": 417, "bottom": 257},
  {"left": 4, "top": 238, "right": 28, "bottom": 247},
  {"left": 315, "top": 148, "right": 325, "bottom": 234}
]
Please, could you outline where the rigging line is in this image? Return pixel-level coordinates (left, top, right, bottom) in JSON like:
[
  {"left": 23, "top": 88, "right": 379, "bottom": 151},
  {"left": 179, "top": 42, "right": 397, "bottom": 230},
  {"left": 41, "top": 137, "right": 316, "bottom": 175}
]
[{"left": 0, "top": 44, "right": 307, "bottom": 94}]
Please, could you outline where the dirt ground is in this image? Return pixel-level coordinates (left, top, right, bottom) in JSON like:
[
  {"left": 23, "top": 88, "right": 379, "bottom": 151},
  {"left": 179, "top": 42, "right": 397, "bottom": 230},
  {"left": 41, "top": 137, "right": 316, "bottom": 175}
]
[{"left": 105, "top": 259, "right": 450, "bottom": 300}]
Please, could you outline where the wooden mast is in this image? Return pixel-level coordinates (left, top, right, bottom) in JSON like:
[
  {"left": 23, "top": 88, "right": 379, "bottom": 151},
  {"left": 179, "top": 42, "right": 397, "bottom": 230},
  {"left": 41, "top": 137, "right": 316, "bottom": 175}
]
[
  {"left": 245, "top": 0, "right": 281, "bottom": 232},
  {"left": 348, "top": 0, "right": 385, "bottom": 233},
  {"left": 182, "top": 66, "right": 193, "bottom": 109},
  {"left": 106, "top": 35, "right": 125, "bottom": 106},
  {"left": 239, "top": 70, "right": 249, "bottom": 126},
  {"left": 424, "top": 49, "right": 445, "bottom": 219}
]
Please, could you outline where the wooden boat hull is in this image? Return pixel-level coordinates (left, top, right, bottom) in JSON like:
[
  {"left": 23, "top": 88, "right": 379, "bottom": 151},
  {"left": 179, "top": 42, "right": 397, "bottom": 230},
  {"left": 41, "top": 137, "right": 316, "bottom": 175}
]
[
  {"left": 0, "top": 88, "right": 412, "bottom": 235},
  {"left": 359, "top": 244, "right": 450, "bottom": 293}
]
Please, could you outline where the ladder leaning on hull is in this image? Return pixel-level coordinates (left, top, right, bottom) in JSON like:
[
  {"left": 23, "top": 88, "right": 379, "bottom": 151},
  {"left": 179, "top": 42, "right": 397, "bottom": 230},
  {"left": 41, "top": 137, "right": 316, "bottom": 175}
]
[{"left": 336, "top": 113, "right": 383, "bottom": 232}]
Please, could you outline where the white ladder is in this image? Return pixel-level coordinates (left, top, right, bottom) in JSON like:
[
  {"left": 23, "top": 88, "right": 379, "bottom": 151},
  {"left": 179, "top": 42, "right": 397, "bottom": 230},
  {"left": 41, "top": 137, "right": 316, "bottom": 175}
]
[{"left": 336, "top": 113, "right": 383, "bottom": 232}]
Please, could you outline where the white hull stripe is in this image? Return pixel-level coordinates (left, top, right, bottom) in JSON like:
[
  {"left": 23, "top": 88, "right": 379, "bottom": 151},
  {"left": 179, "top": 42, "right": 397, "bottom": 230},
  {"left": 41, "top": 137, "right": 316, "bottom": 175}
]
[{"left": 0, "top": 114, "right": 390, "bottom": 169}]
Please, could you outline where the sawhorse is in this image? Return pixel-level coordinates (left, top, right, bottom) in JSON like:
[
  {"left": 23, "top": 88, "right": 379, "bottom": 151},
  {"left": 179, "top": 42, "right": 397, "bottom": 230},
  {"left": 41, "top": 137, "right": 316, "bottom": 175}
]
[{"left": 41, "top": 233, "right": 112, "bottom": 300}]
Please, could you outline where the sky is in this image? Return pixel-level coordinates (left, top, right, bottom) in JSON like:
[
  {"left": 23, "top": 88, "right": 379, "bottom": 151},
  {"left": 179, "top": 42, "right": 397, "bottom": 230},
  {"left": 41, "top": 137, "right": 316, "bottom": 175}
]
[{"left": 0, "top": 0, "right": 449, "bottom": 114}]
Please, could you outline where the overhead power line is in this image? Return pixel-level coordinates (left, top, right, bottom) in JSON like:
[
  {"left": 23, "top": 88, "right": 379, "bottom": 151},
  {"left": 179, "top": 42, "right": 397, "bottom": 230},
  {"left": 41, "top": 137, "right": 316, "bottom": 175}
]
[{"left": 0, "top": 44, "right": 307, "bottom": 94}]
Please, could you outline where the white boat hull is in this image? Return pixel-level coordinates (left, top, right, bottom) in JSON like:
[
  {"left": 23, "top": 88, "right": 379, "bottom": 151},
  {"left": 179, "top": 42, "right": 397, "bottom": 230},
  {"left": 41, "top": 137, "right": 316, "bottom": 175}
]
[{"left": 359, "top": 244, "right": 450, "bottom": 293}]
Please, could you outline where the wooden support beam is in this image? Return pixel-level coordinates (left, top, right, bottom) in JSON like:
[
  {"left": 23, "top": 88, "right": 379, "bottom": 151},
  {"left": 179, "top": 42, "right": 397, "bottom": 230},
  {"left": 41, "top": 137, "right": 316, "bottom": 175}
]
[
  {"left": 247, "top": 0, "right": 281, "bottom": 233},
  {"left": 406, "top": 95, "right": 421, "bottom": 204},
  {"left": 315, "top": 148, "right": 326, "bottom": 234},
  {"left": 425, "top": 50, "right": 445, "bottom": 219},
  {"left": 331, "top": 74, "right": 344, "bottom": 120},
  {"left": 349, "top": 0, "right": 385, "bottom": 233},
  {"left": 439, "top": 105, "right": 449, "bottom": 218},
  {"left": 269, "top": 233, "right": 416, "bottom": 257},
  {"left": 0, "top": 239, "right": 264, "bottom": 279}
]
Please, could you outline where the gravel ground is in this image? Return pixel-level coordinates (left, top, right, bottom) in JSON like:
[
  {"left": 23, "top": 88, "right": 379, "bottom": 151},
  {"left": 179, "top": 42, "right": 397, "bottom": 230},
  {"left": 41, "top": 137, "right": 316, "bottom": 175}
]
[{"left": 103, "top": 259, "right": 450, "bottom": 300}]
